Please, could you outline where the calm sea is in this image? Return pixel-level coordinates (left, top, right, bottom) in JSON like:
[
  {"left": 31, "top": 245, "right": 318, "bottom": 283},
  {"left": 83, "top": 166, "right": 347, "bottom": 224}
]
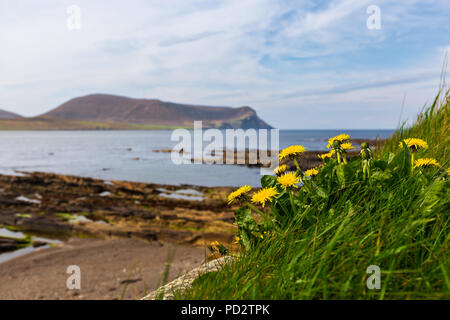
[{"left": 0, "top": 130, "right": 393, "bottom": 187}]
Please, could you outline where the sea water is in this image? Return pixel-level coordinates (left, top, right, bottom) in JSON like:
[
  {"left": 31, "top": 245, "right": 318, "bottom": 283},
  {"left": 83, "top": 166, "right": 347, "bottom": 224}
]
[{"left": 0, "top": 130, "right": 393, "bottom": 187}]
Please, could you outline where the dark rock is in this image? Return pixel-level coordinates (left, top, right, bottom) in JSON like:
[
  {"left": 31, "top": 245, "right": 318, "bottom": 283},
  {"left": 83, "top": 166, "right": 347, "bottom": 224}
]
[{"left": 0, "top": 238, "right": 21, "bottom": 253}]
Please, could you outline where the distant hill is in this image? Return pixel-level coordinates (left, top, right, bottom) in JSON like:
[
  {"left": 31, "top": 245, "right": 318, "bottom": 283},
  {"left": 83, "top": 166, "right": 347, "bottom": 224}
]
[
  {"left": 0, "top": 109, "right": 22, "bottom": 119},
  {"left": 41, "top": 94, "right": 272, "bottom": 129}
]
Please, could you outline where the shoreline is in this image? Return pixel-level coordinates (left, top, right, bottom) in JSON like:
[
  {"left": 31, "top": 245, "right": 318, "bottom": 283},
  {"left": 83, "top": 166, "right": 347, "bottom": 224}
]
[
  {"left": 0, "top": 140, "right": 384, "bottom": 253},
  {"left": 0, "top": 139, "right": 383, "bottom": 299},
  {"left": 0, "top": 171, "right": 237, "bottom": 299},
  {"left": 0, "top": 171, "right": 237, "bottom": 250},
  {"left": 154, "top": 137, "right": 385, "bottom": 169},
  {"left": 0, "top": 238, "right": 205, "bottom": 300}
]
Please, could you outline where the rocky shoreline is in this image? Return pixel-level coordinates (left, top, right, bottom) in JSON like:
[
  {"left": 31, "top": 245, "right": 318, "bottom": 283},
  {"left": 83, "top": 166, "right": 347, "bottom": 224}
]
[
  {"left": 153, "top": 138, "right": 384, "bottom": 169},
  {"left": 0, "top": 171, "right": 238, "bottom": 255},
  {"left": 0, "top": 171, "right": 239, "bottom": 299}
]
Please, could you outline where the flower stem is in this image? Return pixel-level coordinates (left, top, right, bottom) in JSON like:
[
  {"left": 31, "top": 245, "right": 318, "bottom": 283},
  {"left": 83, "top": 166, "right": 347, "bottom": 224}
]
[
  {"left": 246, "top": 201, "right": 271, "bottom": 221},
  {"left": 289, "top": 191, "right": 296, "bottom": 213},
  {"left": 293, "top": 158, "right": 301, "bottom": 171},
  {"left": 302, "top": 178, "right": 314, "bottom": 194}
]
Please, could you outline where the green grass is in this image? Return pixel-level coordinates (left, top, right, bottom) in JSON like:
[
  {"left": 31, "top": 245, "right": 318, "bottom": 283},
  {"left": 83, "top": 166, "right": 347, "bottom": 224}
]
[
  {"left": 380, "top": 89, "right": 449, "bottom": 166},
  {"left": 0, "top": 116, "right": 193, "bottom": 131},
  {"left": 179, "top": 91, "right": 450, "bottom": 300}
]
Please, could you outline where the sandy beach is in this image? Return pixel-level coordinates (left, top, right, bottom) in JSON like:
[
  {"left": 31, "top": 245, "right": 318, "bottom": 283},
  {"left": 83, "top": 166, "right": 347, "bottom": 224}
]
[
  {"left": 0, "top": 171, "right": 238, "bottom": 299},
  {"left": 0, "top": 237, "right": 205, "bottom": 300}
]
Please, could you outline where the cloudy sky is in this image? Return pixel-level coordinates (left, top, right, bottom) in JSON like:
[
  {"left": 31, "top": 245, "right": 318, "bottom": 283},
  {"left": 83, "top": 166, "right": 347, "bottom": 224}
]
[{"left": 0, "top": 0, "right": 449, "bottom": 129}]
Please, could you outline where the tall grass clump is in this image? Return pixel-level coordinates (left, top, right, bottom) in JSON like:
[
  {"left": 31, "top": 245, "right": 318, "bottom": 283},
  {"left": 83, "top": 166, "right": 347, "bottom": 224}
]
[
  {"left": 180, "top": 92, "right": 450, "bottom": 300},
  {"left": 381, "top": 89, "right": 449, "bottom": 166}
]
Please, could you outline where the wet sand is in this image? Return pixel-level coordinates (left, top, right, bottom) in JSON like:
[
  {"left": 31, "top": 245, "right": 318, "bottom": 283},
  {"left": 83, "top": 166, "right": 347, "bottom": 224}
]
[{"left": 0, "top": 238, "right": 206, "bottom": 300}]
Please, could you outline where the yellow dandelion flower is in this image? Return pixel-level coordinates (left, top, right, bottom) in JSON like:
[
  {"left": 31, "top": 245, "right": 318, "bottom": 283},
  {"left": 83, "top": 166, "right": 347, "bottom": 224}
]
[
  {"left": 277, "top": 172, "right": 301, "bottom": 189},
  {"left": 279, "top": 145, "right": 306, "bottom": 161},
  {"left": 274, "top": 165, "right": 287, "bottom": 176},
  {"left": 327, "top": 134, "right": 350, "bottom": 149},
  {"left": 227, "top": 185, "right": 252, "bottom": 204},
  {"left": 341, "top": 142, "right": 354, "bottom": 150},
  {"left": 251, "top": 187, "right": 279, "bottom": 207},
  {"left": 210, "top": 241, "right": 220, "bottom": 251},
  {"left": 305, "top": 168, "right": 319, "bottom": 176},
  {"left": 447, "top": 168, "right": 450, "bottom": 175},
  {"left": 400, "top": 138, "right": 428, "bottom": 151},
  {"left": 233, "top": 236, "right": 241, "bottom": 244},
  {"left": 414, "top": 158, "right": 440, "bottom": 168},
  {"left": 318, "top": 150, "right": 335, "bottom": 160}
]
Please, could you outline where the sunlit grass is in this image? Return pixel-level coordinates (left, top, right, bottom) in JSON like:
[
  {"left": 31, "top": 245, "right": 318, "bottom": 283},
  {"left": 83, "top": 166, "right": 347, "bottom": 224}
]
[{"left": 180, "top": 91, "right": 450, "bottom": 300}]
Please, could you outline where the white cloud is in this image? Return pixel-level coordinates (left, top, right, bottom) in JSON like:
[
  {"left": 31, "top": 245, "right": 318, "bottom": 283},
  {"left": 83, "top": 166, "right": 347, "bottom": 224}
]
[{"left": 0, "top": 0, "right": 448, "bottom": 129}]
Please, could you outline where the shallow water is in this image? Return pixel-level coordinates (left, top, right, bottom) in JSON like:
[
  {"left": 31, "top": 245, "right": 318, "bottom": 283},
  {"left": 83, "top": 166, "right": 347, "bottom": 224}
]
[
  {"left": 0, "top": 245, "right": 50, "bottom": 264},
  {"left": 159, "top": 193, "right": 204, "bottom": 201},
  {"left": 0, "top": 228, "right": 64, "bottom": 244},
  {"left": 0, "top": 228, "right": 63, "bottom": 264},
  {"left": 0, "top": 228, "right": 25, "bottom": 239},
  {"left": 175, "top": 189, "right": 204, "bottom": 196},
  {"left": 157, "top": 188, "right": 205, "bottom": 201},
  {"left": 0, "top": 130, "right": 393, "bottom": 187},
  {"left": 69, "top": 215, "right": 92, "bottom": 224}
]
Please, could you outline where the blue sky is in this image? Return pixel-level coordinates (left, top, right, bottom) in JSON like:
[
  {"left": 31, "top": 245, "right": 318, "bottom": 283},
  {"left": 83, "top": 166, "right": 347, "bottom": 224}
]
[{"left": 0, "top": 0, "right": 449, "bottom": 129}]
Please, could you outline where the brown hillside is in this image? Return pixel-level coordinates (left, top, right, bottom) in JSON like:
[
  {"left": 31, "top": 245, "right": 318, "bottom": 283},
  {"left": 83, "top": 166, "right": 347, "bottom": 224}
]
[
  {"left": 0, "top": 109, "right": 22, "bottom": 119},
  {"left": 42, "top": 94, "right": 272, "bottom": 129}
]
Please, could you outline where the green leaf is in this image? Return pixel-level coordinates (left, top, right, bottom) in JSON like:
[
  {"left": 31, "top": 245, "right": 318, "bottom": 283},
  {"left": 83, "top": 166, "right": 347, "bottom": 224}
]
[
  {"left": 315, "top": 185, "right": 328, "bottom": 198},
  {"left": 261, "top": 175, "right": 277, "bottom": 188},
  {"left": 335, "top": 164, "right": 354, "bottom": 187},
  {"left": 373, "top": 159, "right": 387, "bottom": 171},
  {"left": 335, "top": 165, "right": 345, "bottom": 186},
  {"left": 388, "top": 142, "right": 411, "bottom": 177},
  {"left": 370, "top": 170, "right": 392, "bottom": 182},
  {"left": 235, "top": 206, "right": 259, "bottom": 251},
  {"left": 384, "top": 152, "right": 395, "bottom": 165},
  {"left": 400, "top": 142, "right": 412, "bottom": 176}
]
